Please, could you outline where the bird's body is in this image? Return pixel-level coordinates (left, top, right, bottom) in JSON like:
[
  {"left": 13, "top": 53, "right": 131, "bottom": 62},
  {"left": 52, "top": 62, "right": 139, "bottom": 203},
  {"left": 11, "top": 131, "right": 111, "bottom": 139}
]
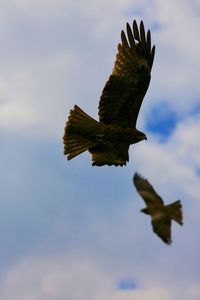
[
  {"left": 64, "top": 105, "right": 146, "bottom": 166},
  {"left": 133, "top": 173, "right": 183, "bottom": 245},
  {"left": 63, "top": 20, "right": 155, "bottom": 166}
]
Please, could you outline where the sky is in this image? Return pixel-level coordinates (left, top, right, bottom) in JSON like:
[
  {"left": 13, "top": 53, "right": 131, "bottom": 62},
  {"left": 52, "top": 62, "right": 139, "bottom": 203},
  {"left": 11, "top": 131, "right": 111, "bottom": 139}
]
[{"left": 1, "top": 0, "right": 200, "bottom": 299}]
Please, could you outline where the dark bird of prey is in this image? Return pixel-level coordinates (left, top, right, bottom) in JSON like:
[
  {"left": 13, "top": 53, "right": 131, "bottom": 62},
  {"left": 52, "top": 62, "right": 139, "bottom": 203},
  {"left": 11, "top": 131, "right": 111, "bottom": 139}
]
[
  {"left": 133, "top": 173, "right": 183, "bottom": 245},
  {"left": 63, "top": 20, "right": 155, "bottom": 166}
]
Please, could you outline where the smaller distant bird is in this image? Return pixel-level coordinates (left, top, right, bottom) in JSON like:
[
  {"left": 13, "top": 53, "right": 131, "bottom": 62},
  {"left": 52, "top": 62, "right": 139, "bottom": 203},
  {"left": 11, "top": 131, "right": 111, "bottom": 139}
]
[{"left": 133, "top": 173, "right": 183, "bottom": 245}]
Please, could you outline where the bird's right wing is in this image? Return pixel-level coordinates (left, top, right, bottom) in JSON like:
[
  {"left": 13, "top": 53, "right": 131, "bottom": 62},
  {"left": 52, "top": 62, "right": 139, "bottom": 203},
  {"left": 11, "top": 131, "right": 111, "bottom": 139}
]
[
  {"left": 133, "top": 173, "right": 164, "bottom": 207},
  {"left": 98, "top": 20, "right": 155, "bottom": 127}
]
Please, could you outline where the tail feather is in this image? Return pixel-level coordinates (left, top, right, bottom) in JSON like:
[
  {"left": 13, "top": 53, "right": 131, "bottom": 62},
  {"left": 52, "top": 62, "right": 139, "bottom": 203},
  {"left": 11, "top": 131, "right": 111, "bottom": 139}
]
[
  {"left": 63, "top": 105, "right": 99, "bottom": 160},
  {"left": 167, "top": 200, "right": 183, "bottom": 225}
]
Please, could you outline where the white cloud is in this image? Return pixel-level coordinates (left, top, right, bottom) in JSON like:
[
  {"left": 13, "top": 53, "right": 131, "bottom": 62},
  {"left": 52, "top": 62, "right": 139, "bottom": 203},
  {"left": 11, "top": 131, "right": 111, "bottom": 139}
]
[
  {"left": 0, "top": 256, "right": 113, "bottom": 300},
  {"left": 0, "top": 50, "right": 81, "bottom": 136},
  {"left": 1, "top": 0, "right": 200, "bottom": 135},
  {"left": 1, "top": 1, "right": 200, "bottom": 300},
  {"left": 0, "top": 100, "right": 30, "bottom": 132},
  {"left": 113, "top": 287, "right": 170, "bottom": 300},
  {"left": 131, "top": 113, "right": 200, "bottom": 200},
  {"left": 167, "top": 115, "right": 200, "bottom": 168},
  {"left": 0, "top": 102, "right": 38, "bottom": 129},
  {"left": 1, "top": 255, "right": 199, "bottom": 300}
]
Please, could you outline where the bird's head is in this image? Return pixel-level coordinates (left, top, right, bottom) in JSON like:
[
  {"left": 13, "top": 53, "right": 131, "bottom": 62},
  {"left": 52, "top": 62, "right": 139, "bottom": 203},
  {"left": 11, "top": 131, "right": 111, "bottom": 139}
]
[
  {"left": 136, "top": 130, "right": 147, "bottom": 141},
  {"left": 140, "top": 208, "right": 150, "bottom": 215}
]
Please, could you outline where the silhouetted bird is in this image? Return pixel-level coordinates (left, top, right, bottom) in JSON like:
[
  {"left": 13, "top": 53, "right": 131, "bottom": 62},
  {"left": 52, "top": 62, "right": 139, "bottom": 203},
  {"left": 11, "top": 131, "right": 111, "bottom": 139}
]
[
  {"left": 63, "top": 20, "right": 155, "bottom": 166},
  {"left": 133, "top": 173, "right": 183, "bottom": 245}
]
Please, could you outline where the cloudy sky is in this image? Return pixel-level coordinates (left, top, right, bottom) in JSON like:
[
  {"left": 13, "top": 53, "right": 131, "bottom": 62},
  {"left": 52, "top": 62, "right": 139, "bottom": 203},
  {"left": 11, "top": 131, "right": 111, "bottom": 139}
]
[{"left": 1, "top": 0, "right": 200, "bottom": 299}]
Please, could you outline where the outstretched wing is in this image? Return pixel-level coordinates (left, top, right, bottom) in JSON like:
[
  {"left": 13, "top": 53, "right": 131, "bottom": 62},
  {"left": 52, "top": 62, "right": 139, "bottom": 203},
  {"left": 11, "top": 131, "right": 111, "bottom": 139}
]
[
  {"left": 133, "top": 173, "right": 164, "bottom": 207},
  {"left": 152, "top": 216, "right": 172, "bottom": 245},
  {"left": 98, "top": 20, "right": 155, "bottom": 127}
]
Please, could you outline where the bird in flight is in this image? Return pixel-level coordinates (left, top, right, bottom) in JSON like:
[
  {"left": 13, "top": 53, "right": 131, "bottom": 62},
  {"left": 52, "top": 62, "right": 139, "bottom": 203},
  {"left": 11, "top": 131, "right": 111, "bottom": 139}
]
[
  {"left": 63, "top": 20, "right": 155, "bottom": 166},
  {"left": 133, "top": 173, "right": 183, "bottom": 245}
]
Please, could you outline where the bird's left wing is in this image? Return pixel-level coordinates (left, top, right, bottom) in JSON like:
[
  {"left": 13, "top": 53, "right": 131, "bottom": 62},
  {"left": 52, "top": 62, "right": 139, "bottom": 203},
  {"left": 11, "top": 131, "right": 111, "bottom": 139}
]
[
  {"left": 98, "top": 20, "right": 155, "bottom": 127},
  {"left": 133, "top": 173, "right": 164, "bottom": 207},
  {"left": 152, "top": 217, "right": 172, "bottom": 245}
]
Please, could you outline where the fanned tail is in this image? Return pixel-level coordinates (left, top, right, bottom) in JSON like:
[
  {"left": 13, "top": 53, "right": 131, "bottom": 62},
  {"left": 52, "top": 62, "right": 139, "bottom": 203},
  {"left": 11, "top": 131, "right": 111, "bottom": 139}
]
[
  {"left": 63, "top": 105, "right": 100, "bottom": 160},
  {"left": 167, "top": 200, "right": 183, "bottom": 225}
]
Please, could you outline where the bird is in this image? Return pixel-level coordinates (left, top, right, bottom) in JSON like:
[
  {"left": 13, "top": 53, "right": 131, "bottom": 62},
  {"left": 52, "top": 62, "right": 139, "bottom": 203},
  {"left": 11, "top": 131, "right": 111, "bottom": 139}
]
[
  {"left": 133, "top": 173, "right": 183, "bottom": 245},
  {"left": 63, "top": 20, "right": 155, "bottom": 166}
]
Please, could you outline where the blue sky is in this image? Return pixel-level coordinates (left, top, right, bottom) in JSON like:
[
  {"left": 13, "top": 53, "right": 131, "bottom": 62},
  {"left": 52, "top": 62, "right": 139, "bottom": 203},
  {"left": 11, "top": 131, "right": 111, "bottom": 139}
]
[{"left": 1, "top": 0, "right": 200, "bottom": 299}]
